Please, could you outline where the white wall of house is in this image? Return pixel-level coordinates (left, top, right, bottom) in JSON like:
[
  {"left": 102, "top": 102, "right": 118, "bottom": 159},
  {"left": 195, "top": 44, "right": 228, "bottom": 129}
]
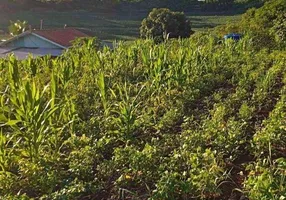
[{"left": 3, "top": 34, "right": 60, "bottom": 49}]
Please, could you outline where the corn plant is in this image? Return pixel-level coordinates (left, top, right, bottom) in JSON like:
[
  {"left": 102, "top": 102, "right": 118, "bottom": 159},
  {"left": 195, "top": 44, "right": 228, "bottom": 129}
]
[
  {"left": 0, "top": 15, "right": 285, "bottom": 199},
  {"left": 109, "top": 83, "right": 145, "bottom": 141}
]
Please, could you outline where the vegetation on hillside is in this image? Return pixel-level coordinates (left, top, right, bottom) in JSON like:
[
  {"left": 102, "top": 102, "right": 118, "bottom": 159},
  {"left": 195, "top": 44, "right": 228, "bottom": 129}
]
[
  {"left": 215, "top": 0, "right": 286, "bottom": 49},
  {"left": 0, "top": 0, "right": 286, "bottom": 199},
  {"left": 5, "top": 0, "right": 264, "bottom": 11},
  {"left": 0, "top": 11, "right": 241, "bottom": 41}
]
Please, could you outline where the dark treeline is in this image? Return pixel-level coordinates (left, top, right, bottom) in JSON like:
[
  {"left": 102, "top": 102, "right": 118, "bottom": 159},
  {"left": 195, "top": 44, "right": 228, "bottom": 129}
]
[{"left": 5, "top": 0, "right": 265, "bottom": 12}]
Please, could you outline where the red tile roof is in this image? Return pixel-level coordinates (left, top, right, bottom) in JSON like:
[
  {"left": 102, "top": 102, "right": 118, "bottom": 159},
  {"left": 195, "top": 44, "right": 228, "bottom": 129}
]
[{"left": 33, "top": 28, "right": 90, "bottom": 47}]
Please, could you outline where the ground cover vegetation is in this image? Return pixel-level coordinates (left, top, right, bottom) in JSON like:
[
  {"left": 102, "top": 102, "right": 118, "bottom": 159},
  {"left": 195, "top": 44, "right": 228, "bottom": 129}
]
[{"left": 0, "top": 0, "right": 286, "bottom": 199}]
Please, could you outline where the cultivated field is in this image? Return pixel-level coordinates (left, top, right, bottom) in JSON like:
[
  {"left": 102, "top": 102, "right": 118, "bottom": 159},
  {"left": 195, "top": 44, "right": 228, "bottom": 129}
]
[{"left": 1, "top": 0, "right": 286, "bottom": 199}]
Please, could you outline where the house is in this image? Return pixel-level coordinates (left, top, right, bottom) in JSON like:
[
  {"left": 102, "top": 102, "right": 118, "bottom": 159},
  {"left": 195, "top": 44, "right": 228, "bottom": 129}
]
[{"left": 0, "top": 28, "right": 93, "bottom": 60}]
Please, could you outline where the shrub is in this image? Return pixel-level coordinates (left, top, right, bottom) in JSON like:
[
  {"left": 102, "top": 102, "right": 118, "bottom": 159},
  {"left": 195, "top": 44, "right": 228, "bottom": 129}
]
[{"left": 8, "top": 20, "right": 28, "bottom": 36}]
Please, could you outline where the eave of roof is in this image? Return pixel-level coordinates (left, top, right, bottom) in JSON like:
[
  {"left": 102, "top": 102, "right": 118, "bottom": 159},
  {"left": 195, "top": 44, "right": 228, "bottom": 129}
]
[
  {"left": 0, "top": 31, "right": 66, "bottom": 49},
  {"left": 0, "top": 31, "right": 30, "bottom": 47},
  {"left": 32, "top": 33, "right": 67, "bottom": 49},
  {"left": 0, "top": 47, "right": 64, "bottom": 60}
]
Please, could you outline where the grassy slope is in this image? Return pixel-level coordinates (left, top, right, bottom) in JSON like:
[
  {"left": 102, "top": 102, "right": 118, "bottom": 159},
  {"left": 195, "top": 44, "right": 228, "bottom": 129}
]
[{"left": 0, "top": 10, "right": 241, "bottom": 41}]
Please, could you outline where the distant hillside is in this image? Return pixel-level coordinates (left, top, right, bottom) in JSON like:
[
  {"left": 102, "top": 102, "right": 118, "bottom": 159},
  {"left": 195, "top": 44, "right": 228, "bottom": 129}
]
[{"left": 4, "top": 0, "right": 265, "bottom": 12}]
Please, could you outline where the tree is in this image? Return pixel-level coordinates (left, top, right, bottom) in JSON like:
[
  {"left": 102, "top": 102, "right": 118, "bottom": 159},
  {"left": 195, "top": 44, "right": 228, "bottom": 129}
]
[
  {"left": 8, "top": 20, "right": 28, "bottom": 36},
  {"left": 140, "top": 8, "right": 193, "bottom": 42}
]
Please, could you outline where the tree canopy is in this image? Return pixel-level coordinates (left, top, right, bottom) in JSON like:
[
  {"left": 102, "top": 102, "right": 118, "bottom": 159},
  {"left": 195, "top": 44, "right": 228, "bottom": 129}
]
[{"left": 140, "top": 8, "right": 193, "bottom": 42}]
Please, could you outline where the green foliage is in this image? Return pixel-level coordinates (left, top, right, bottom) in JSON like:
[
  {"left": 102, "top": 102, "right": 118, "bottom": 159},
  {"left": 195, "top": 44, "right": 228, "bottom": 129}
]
[
  {"left": 244, "top": 158, "right": 286, "bottom": 200},
  {"left": 0, "top": 1, "right": 286, "bottom": 198},
  {"left": 271, "top": 13, "right": 286, "bottom": 46},
  {"left": 6, "top": 0, "right": 264, "bottom": 12},
  {"left": 0, "top": 34, "right": 285, "bottom": 199},
  {"left": 71, "top": 37, "right": 101, "bottom": 50},
  {"left": 8, "top": 20, "right": 28, "bottom": 36},
  {"left": 215, "top": 0, "right": 286, "bottom": 49},
  {"left": 140, "top": 8, "right": 193, "bottom": 42}
]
